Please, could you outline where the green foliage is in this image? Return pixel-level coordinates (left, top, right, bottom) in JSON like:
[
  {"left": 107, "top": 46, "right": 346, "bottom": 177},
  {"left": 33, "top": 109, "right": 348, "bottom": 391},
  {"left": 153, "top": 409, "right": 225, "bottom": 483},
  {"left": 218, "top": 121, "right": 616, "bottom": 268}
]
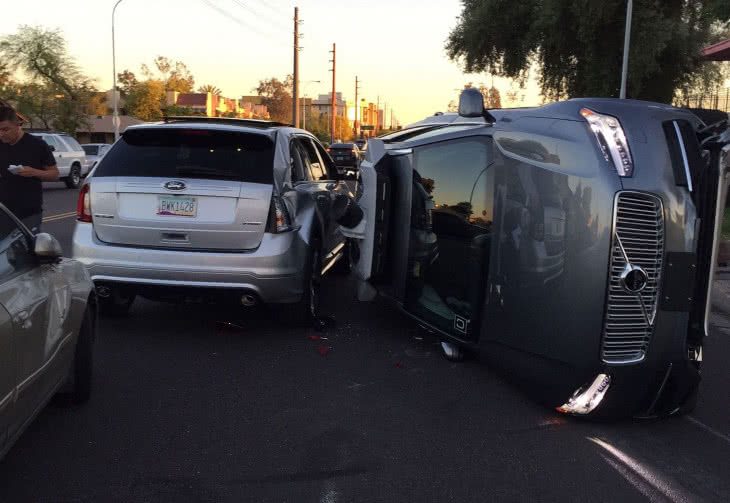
[
  {"left": 254, "top": 75, "right": 293, "bottom": 123},
  {"left": 162, "top": 104, "right": 204, "bottom": 117},
  {"left": 446, "top": 0, "right": 730, "bottom": 103},
  {"left": 125, "top": 80, "right": 166, "bottom": 121},
  {"left": 304, "top": 113, "right": 352, "bottom": 142},
  {"left": 0, "top": 25, "right": 94, "bottom": 134}
]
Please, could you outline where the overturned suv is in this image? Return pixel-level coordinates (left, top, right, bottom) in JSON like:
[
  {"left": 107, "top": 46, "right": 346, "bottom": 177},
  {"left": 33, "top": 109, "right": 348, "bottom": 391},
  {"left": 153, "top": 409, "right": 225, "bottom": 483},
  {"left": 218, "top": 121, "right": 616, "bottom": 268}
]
[
  {"left": 340, "top": 89, "right": 730, "bottom": 419},
  {"left": 72, "top": 117, "right": 352, "bottom": 323}
]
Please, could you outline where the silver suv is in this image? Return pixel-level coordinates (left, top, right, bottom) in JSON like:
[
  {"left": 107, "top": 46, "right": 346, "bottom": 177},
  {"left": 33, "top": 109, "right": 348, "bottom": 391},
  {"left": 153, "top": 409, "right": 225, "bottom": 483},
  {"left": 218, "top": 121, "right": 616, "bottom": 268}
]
[
  {"left": 33, "top": 132, "right": 90, "bottom": 188},
  {"left": 71, "top": 118, "right": 351, "bottom": 324}
]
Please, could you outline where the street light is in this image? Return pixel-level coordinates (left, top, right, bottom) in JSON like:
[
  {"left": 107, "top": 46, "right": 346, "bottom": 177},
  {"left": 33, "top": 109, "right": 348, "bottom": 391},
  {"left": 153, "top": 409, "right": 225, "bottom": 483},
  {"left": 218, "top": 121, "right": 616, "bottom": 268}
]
[
  {"left": 619, "top": 0, "right": 633, "bottom": 99},
  {"left": 301, "top": 80, "right": 320, "bottom": 130},
  {"left": 112, "top": 0, "right": 124, "bottom": 141}
]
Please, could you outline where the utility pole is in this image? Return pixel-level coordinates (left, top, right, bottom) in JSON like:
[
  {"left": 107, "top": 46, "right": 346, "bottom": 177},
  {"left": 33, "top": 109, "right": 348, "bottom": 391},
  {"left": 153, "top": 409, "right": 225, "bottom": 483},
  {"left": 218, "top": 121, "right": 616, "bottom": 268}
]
[
  {"left": 354, "top": 76, "right": 361, "bottom": 138},
  {"left": 112, "top": 0, "right": 124, "bottom": 142},
  {"left": 329, "top": 43, "right": 336, "bottom": 143},
  {"left": 619, "top": 0, "right": 633, "bottom": 99},
  {"left": 292, "top": 7, "right": 300, "bottom": 127}
]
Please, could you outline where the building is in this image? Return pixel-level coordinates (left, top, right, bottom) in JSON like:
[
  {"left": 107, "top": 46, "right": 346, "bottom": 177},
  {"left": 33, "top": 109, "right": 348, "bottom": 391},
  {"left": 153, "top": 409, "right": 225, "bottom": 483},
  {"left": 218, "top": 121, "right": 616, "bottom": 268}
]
[
  {"left": 75, "top": 115, "right": 146, "bottom": 144},
  {"left": 311, "top": 92, "right": 348, "bottom": 119},
  {"left": 239, "top": 96, "right": 270, "bottom": 119},
  {"left": 167, "top": 91, "right": 212, "bottom": 116}
]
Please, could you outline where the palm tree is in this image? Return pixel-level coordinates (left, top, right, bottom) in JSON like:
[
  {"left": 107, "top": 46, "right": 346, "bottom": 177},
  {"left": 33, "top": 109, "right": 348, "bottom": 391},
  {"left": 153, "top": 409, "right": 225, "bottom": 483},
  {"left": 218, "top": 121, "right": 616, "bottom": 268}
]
[{"left": 198, "top": 84, "right": 222, "bottom": 96}]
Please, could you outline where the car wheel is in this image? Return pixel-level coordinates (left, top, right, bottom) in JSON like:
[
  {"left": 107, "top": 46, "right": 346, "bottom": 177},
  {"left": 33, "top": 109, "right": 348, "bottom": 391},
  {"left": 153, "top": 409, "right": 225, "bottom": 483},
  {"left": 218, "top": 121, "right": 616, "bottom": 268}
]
[
  {"left": 289, "top": 243, "right": 321, "bottom": 326},
  {"left": 98, "top": 287, "right": 136, "bottom": 317},
  {"left": 57, "top": 300, "right": 96, "bottom": 404},
  {"left": 65, "top": 164, "right": 81, "bottom": 189}
]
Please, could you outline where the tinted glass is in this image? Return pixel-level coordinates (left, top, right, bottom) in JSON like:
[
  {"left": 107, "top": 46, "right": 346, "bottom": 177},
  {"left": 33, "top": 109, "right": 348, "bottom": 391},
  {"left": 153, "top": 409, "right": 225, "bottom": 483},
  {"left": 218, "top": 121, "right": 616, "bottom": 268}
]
[
  {"left": 82, "top": 145, "right": 99, "bottom": 155},
  {"left": 0, "top": 210, "right": 34, "bottom": 281},
  {"left": 38, "top": 135, "right": 62, "bottom": 151},
  {"left": 95, "top": 129, "right": 275, "bottom": 184},
  {"left": 404, "top": 137, "right": 493, "bottom": 340}
]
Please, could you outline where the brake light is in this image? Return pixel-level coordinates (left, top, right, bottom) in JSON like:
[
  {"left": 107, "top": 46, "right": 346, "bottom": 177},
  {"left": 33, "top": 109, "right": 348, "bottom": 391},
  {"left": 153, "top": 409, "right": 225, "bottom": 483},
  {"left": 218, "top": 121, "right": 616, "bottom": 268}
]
[
  {"left": 326, "top": 148, "right": 331, "bottom": 152},
  {"left": 265, "top": 195, "right": 293, "bottom": 233},
  {"left": 77, "top": 184, "right": 92, "bottom": 222},
  {"left": 580, "top": 108, "right": 634, "bottom": 177}
]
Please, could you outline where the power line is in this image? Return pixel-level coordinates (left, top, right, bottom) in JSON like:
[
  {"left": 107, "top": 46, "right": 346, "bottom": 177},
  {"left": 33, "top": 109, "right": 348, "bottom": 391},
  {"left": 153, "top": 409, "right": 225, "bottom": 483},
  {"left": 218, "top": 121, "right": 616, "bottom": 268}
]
[
  {"left": 199, "top": 0, "right": 290, "bottom": 49},
  {"left": 251, "top": 0, "right": 289, "bottom": 18},
  {"left": 228, "top": 0, "right": 291, "bottom": 34}
]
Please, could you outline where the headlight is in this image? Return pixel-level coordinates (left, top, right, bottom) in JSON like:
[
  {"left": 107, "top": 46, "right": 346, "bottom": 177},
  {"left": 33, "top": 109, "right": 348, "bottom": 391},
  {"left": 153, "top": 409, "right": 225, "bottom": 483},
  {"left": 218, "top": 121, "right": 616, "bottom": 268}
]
[{"left": 581, "top": 108, "right": 634, "bottom": 177}]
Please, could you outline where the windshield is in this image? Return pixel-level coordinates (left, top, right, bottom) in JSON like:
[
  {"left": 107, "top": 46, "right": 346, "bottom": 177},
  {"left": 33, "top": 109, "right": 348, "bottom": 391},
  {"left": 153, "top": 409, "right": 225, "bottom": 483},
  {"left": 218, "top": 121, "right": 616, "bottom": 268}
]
[
  {"left": 94, "top": 128, "right": 275, "bottom": 183},
  {"left": 82, "top": 145, "right": 99, "bottom": 155}
]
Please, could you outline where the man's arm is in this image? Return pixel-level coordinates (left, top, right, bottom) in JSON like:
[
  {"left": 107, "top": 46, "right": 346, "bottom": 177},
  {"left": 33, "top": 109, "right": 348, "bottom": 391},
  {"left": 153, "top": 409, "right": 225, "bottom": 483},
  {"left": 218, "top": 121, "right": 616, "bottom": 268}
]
[{"left": 17, "top": 164, "right": 59, "bottom": 181}]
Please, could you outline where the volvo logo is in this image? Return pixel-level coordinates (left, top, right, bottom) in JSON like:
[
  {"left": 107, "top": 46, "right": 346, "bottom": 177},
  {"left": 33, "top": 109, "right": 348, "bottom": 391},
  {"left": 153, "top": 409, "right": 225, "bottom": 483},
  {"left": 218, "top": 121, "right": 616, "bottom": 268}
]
[
  {"left": 620, "top": 264, "right": 649, "bottom": 294},
  {"left": 164, "top": 181, "right": 187, "bottom": 191}
]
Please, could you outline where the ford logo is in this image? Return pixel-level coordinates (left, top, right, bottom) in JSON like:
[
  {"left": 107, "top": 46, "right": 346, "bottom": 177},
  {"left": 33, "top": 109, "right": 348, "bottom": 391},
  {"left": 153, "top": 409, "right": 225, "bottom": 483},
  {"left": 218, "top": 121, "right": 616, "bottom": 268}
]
[{"left": 164, "top": 181, "right": 187, "bottom": 191}]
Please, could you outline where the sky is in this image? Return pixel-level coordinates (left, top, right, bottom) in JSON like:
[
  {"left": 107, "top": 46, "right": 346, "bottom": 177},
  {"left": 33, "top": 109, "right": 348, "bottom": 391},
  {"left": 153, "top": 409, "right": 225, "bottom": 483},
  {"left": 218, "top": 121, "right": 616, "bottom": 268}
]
[{"left": 2, "top": 0, "right": 542, "bottom": 125}]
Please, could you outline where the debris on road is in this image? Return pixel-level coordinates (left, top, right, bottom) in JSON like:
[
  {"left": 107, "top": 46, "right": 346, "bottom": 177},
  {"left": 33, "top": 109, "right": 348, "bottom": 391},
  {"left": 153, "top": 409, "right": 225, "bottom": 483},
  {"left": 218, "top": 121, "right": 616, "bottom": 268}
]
[{"left": 317, "top": 346, "right": 331, "bottom": 356}]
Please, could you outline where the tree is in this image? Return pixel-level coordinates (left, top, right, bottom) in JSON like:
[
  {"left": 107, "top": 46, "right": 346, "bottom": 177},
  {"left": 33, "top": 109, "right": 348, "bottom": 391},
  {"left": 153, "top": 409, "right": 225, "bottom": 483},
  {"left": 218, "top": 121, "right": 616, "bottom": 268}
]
[
  {"left": 0, "top": 25, "right": 95, "bottom": 134},
  {"left": 86, "top": 93, "right": 108, "bottom": 115},
  {"left": 198, "top": 84, "right": 222, "bottom": 96},
  {"left": 162, "top": 104, "right": 204, "bottom": 117},
  {"left": 254, "top": 75, "right": 293, "bottom": 122},
  {"left": 125, "top": 80, "right": 166, "bottom": 121},
  {"left": 446, "top": 0, "right": 730, "bottom": 103},
  {"left": 117, "top": 70, "right": 138, "bottom": 94},
  {"left": 139, "top": 56, "right": 195, "bottom": 92},
  {"left": 487, "top": 86, "right": 502, "bottom": 109}
]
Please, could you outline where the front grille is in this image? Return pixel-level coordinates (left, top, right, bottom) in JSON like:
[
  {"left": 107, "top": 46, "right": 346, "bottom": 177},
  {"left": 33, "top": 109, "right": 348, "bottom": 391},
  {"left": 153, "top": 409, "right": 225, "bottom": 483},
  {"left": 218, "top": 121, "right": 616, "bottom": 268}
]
[{"left": 601, "top": 192, "right": 664, "bottom": 363}]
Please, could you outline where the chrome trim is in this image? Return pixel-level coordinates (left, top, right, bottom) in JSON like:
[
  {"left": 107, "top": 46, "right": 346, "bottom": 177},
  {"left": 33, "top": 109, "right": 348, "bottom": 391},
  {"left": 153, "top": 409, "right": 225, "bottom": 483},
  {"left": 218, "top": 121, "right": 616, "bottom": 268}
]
[
  {"left": 704, "top": 146, "right": 730, "bottom": 336},
  {"left": 601, "top": 191, "right": 664, "bottom": 364},
  {"left": 0, "top": 389, "right": 14, "bottom": 412},
  {"left": 387, "top": 149, "right": 413, "bottom": 156},
  {"left": 15, "top": 331, "right": 74, "bottom": 394},
  {"left": 673, "top": 121, "right": 693, "bottom": 192}
]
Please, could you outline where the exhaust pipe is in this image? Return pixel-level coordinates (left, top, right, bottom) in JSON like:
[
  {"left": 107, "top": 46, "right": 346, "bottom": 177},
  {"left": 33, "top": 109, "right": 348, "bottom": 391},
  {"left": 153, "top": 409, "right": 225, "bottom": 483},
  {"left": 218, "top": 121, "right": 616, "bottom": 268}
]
[{"left": 240, "top": 293, "right": 257, "bottom": 307}]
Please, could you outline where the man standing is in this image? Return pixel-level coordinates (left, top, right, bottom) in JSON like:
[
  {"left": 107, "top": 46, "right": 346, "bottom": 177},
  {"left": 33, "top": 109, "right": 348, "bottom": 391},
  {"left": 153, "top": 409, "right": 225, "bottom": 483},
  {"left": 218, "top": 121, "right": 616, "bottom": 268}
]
[{"left": 0, "top": 106, "right": 59, "bottom": 233}]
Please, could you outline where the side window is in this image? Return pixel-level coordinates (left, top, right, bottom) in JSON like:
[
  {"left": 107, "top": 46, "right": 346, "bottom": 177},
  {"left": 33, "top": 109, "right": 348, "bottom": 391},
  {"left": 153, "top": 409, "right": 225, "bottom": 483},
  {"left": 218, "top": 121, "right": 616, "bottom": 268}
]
[
  {"left": 299, "top": 138, "right": 326, "bottom": 180},
  {"left": 52, "top": 135, "right": 70, "bottom": 152},
  {"left": 414, "top": 137, "right": 492, "bottom": 232},
  {"left": 289, "top": 140, "right": 310, "bottom": 182},
  {"left": 0, "top": 211, "right": 35, "bottom": 282},
  {"left": 62, "top": 136, "right": 83, "bottom": 152},
  {"left": 312, "top": 139, "right": 336, "bottom": 179},
  {"left": 40, "top": 135, "right": 60, "bottom": 151}
]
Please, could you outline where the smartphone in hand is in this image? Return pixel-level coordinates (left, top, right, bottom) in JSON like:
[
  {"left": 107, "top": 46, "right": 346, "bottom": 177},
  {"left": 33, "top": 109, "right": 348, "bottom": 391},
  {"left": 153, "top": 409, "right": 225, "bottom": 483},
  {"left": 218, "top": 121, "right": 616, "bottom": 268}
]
[{"left": 7, "top": 165, "right": 24, "bottom": 174}]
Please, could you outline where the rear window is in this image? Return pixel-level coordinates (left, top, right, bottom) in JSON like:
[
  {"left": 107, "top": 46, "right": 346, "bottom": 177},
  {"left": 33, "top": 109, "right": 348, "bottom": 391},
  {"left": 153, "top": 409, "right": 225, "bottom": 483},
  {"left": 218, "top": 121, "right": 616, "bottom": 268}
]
[
  {"left": 82, "top": 145, "right": 99, "bottom": 155},
  {"left": 95, "top": 128, "right": 275, "bottom": 184},
  {"left": 62, "top": 136, "right": 84, "bottom": 152}
]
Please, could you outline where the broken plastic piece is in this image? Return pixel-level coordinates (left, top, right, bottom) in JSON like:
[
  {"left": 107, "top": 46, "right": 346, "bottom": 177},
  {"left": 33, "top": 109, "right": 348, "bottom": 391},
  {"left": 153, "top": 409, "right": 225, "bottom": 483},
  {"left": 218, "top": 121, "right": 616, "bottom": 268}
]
[
  {"left": 317, "top": 346, "right": 331, "bottom": 356},
  {"left": 395, "top": 362, "right": 403, "bottom": 368}
]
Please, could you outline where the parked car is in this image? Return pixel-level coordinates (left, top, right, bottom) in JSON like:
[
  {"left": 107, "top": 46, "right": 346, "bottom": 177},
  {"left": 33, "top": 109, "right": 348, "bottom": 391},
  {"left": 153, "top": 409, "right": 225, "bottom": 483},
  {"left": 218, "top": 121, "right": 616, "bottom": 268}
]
[
  {"left": 328, "top": 143, "right": 361, "bottom": 175},
  {"left": 72, "top": 117, "right": 352, "bottom": 324},
  {"left": 0, "top": 203, "right": 96, "bottom": 461},
  {"left": 32, "top": 132, "right": 91, "bottom": 188},
  {"left": 81, "top": 143, "right": 112, "bottom": 174},
  {"left": 340, "top": 89, "right": 730, "bottom": 419}
]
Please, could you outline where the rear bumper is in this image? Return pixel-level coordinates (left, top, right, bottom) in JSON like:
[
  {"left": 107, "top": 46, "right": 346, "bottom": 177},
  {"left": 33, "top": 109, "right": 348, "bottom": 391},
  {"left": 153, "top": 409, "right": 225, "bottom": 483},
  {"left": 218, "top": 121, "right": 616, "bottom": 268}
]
[{"left": 71, "top": 222, "right": 307, "bottom": 303}]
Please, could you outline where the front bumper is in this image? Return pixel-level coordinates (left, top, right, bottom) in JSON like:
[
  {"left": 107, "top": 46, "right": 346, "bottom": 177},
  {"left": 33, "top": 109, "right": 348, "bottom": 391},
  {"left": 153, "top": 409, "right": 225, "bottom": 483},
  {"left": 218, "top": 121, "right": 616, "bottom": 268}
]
[{"left": 71, "top": 222, "right": 308, "bottom": 303}]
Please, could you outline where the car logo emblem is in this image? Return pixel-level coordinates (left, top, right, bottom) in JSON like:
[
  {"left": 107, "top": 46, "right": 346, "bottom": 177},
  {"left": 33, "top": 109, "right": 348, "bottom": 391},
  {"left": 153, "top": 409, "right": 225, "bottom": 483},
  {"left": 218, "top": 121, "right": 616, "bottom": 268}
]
[
  {"left": 164, "top": 181, "right": 187, "bottom": 191},
  {"left": 620, "top": 264, "right": 649, "bottom": 294}
]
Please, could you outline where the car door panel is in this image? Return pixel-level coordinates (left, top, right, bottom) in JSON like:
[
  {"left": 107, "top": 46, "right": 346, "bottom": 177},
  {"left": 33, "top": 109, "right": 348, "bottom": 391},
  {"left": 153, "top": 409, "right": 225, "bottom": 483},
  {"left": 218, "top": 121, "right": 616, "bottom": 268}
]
[
  {"left": 0, "top": 213, "right": 72, "bottom": 442},
  {"left": 0, "top": 303, "right": 14, "bottom": 455}
]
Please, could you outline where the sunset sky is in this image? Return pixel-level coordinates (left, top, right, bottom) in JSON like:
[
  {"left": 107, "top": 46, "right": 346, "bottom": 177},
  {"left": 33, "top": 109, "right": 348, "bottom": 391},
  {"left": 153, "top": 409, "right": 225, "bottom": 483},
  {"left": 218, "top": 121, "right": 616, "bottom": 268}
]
[{"left": 2, "top": 0, "right": 543, "bottom": 125}]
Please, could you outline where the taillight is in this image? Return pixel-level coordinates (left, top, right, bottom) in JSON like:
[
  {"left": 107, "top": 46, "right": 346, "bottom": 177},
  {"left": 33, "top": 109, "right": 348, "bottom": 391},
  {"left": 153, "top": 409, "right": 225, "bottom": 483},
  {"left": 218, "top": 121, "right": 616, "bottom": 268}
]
[
  {"left": 77, "top": 184, "right": 92, "bottom": 222},
  {"left": 265, "top": 195, "right": 293, "bottom": 233}
]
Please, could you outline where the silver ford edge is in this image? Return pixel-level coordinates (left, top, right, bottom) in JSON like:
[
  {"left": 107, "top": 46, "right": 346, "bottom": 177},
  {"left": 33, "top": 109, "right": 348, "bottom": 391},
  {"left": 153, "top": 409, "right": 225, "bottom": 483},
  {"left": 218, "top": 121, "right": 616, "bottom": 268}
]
[{"left": 72, "top": 117, "right": 352, "bottom": 324}]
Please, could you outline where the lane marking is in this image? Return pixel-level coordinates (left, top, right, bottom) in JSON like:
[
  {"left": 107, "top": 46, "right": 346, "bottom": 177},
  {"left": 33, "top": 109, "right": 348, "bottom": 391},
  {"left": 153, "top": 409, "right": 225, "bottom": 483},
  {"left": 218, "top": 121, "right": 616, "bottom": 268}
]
[
  {"left": 42, "top": 211, "right": 77, "bottom": 223},
  {"left": 686, "top": 416, "right": 730, "bottom": 446}
]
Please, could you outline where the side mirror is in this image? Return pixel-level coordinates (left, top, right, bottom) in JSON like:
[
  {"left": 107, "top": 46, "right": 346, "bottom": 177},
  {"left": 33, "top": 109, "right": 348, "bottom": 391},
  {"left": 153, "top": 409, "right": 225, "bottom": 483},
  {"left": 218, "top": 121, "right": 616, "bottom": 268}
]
[
  {"left": 48, "top": 144, "right": 56, "bottom": 152},
  {"left": 34, "top": 233, "right": 63, "bottom": 261}
]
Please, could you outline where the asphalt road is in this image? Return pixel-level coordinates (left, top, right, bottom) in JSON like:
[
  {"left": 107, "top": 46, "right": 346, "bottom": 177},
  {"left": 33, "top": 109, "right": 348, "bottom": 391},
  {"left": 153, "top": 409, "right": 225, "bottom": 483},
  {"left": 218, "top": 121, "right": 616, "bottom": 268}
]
[{"left": 0, "top": 185, "right": 729, "bottom": 502}]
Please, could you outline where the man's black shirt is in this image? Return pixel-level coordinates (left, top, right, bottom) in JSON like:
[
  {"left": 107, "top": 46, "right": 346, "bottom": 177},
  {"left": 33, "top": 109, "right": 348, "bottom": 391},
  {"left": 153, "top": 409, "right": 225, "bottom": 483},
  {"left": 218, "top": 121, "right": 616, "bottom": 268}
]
[{"left": 0, "top": 133, "right": 56, "bottom": 218}]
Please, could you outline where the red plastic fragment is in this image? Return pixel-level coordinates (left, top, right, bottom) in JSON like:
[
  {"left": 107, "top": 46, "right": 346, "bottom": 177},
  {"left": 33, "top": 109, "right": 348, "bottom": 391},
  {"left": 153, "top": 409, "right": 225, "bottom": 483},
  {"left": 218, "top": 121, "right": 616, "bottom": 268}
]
[
  {"left": 395, "top": 362, "right": 403, "bottom": 368},
  {"left": 308, "top": 335, "right": 321, "bottom": 341},
  {"left": 317, "top": 346, "right": 330, "bottom": 356}
]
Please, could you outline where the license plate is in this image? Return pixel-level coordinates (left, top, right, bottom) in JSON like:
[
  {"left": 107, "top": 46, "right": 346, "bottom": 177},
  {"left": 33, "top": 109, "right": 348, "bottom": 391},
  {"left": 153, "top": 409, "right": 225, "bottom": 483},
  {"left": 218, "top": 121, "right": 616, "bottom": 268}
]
[{"left": 157, "top": 196, "right": 197, "bottom": 217}]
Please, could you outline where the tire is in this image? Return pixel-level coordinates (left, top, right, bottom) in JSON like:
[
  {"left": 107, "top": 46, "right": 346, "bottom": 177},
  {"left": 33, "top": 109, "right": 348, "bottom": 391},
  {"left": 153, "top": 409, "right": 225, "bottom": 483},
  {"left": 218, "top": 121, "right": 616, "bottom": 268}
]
[
  {"left": 289, "top": 243, "right": 322, "bottom": 326},
  {"left": 65, "top": 164, "right": 81, "bottom": 189},
  {"left": 98, "top": 287, "right": 136, "bottom": 317},
  {"left": 57, "top": 301, "right": 96, "bottom": 404}
]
